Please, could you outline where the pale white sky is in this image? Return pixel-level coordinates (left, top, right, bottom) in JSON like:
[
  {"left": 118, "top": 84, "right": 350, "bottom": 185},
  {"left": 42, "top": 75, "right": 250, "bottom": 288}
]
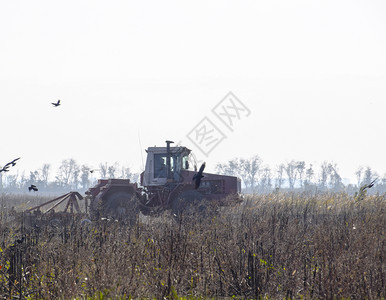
[{"left": 1, "top": 0, "right": 385, "bottom": 183}]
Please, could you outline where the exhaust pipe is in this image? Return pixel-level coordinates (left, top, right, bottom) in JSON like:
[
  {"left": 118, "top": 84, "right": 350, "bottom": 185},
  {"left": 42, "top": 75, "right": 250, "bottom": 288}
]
[{"left": 165, "top": 140, "right": 174, "bottom": 181}]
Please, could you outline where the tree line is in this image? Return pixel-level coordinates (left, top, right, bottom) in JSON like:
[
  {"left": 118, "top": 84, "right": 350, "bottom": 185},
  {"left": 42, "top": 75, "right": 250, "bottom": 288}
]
[
  {"left": 0, "top": 156, "right": 385, "bottom": 194},
  {"left": 0, "top": 158, "right": 139, "bottom": 193},
  {"left": 215, "top": 155, "right": 386, "bottom": 194}
]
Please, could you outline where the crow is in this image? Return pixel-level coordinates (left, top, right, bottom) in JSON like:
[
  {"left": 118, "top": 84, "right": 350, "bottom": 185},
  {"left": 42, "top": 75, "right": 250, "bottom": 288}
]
[
  {"left": 355, "top": 178, "right": 378, "bottom": 202},
  {"left": 51, "top": 99, "right": 61, "bottom": 107},
  {"left": 29, "top": 184, "right": 38, "bottom": 192},
  {"left": 192, "top": 162, "right": 206, "bottom": 189},
  {"left": 4, "top": 157, "right": 20, "bottom": 168},
  {"left": 368, "top": 178, "right": 377, "bottom": 189}
]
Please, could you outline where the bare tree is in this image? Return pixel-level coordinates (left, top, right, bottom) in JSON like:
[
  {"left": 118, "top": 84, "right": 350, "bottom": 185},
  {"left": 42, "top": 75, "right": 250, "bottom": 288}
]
[
  {"left": 216, "top": 158, "right": 248, "bottom": 188},
  {"left": 216, "top": 155, "right": 262, "bottom": 193},
  {"left": 328, "top": 163, "right": 344, "bottom": 191},
  {"left": 120, "top": 166, "right": 132, "bottom": 179},
  {"left": 240, "top": 156, "right": 262, "bottom": 193},
  {"left": 29, "top": 170, "right": 39, "bottom": 184},
  {"left": 99, "top": 162, "right": 108, "bottom": 178},
  {"left": 259, "top": 166, "right": 272, "bottom": 193},
  {"left": 216, "top": 160, "right": 237, "bottom": 177},
  {"left": 304, "top": 164, "right": 314, "bottom": 188},
  {"left": 56, "top": 158, "right": 79, "bottom": 187},
  {"left": 80, "top": 165, "right": 91, "bottom": 189},
  {"left": 296, "top": 161, "right": 306, "bottom": 188},
  {"left": 319, "top": 162, "right": 330, "bottom": 190},
  {"left": 73, "top": 168, "right": 80, "bottom": 189},
  {"left": 362, "top": 166, "right": 378, "bottom": 186},
  {"left": 275, "top": 164, "right": 285, "bottom": 190},
  {"left": 108, "top": 162, "right": 120, "bottom": 178},
  {"left": 285, "top": 161, "right": 298, "bottom": 190},
  {"left": 40, "top": 164, "right": 51, "bottom": 188},
  {"left": 355, "top": 167, "right": 363, "bottom": 188}
]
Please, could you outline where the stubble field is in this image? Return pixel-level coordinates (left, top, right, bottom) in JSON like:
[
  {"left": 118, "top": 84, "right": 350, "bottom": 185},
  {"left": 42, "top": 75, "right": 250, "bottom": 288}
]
[{"left": 0, "top": 192, "right": 385, "bottom": 299}]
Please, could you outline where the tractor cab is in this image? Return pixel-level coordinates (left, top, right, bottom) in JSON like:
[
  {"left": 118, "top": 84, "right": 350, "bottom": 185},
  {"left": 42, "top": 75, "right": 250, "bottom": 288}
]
[{"left": 141, "top": 141, "right": 193, "bottom": 187}]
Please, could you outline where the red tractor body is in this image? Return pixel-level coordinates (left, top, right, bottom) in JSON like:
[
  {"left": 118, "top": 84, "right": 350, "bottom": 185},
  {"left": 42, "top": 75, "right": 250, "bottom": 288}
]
[{"left": 86, "top": 141, "right": 241, "bottom": 219}]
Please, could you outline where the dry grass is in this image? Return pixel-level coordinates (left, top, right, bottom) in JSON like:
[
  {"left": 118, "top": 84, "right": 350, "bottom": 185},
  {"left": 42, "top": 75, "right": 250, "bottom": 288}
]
[{"left": 0, "top": 192, "right": 384, "bottom": 299}]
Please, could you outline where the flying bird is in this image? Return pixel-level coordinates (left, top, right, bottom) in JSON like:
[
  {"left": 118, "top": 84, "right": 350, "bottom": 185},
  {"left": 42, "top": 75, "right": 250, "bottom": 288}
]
[
  {"left": 51, "top": 99, "right": 61, "bottom": 107},
  {"left": 1, "top": 157, "right": 20, "bottom": 172},
  {"left": 4, "top": 157, "right": 20, "bottom": 168},
  {"left": 367, "top": 178, "right": 378, "bottom": 189},
  {"left": 28, "top": 184, "right": 38, "bottom": 192},
  {"left": 192, "top": 162, "right": 206, "bottom": 189},
  {"left": 355, "top": 178, "right": 378, "bottom": 202}
]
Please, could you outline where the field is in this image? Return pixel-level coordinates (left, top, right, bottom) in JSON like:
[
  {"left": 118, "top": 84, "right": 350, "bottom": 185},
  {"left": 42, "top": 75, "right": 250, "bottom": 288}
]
[{"left": 0, "top": 192, "right": 385, "bottom": 299}]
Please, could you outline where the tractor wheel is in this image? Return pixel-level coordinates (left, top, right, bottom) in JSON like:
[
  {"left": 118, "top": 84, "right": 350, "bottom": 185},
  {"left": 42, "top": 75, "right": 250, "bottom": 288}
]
[
  {"left": 171, "top": 189, "right": 204, "bottom": 216},
  {"left": 103, "top": 191, "right": 138, "bottom": 223}
]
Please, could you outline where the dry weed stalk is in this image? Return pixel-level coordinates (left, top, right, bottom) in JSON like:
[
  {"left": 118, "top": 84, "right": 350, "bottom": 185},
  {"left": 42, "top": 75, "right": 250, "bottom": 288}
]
[{"left": 0, "top": 192, "right": 384, "bottom": 298}]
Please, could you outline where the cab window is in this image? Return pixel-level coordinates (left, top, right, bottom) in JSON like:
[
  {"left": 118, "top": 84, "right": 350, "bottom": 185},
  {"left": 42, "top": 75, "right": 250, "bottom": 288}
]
[
  {"left": 154, "top": 154, "right": 167, "bottom": 178},
  {"left": 154, "top": 154, "right": 178, "bottom": 178},
  {"left": 182, "top": 155, "right": 190, "bottom": 169}
]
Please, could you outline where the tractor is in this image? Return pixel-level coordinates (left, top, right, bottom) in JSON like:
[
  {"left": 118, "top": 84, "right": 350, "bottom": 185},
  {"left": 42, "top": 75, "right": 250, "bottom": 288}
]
[{"left": 85, "top": 140, "right": 241, "bottom": 220}]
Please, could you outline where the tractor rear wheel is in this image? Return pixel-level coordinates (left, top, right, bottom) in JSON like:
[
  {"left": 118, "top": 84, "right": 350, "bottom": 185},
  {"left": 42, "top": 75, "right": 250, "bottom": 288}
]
[
  {"left": 103, "top": 191, "right": 138, "bottom": 223},
  {"left": 171, "top": 189, "right": 204, "bottom": 216}
]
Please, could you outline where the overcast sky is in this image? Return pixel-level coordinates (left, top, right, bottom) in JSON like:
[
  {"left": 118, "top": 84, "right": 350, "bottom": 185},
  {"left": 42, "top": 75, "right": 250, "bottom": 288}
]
[{"left": 1, "top": 0, "right": 385, "bottom": 183}]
